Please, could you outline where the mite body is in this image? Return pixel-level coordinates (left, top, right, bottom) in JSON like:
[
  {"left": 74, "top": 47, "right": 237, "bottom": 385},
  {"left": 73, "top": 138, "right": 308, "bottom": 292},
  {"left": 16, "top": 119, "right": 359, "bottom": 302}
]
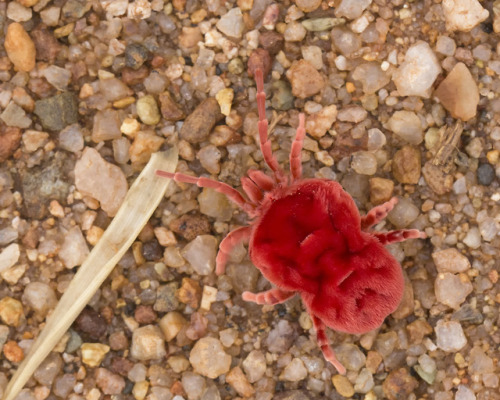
[{"left": 157, "top": 69, "right": 425, "bottom": 374}]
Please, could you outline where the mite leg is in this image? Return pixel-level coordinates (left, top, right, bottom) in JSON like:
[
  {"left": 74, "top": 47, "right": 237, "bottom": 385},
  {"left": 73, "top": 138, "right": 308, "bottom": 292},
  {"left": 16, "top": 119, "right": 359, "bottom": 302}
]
[
  {"left": 242, "top": 288, "right": 295, "bottom": 305},
  {"left": 216, "top": 226, "right": 252, "bottom": 275},
  {"left": 290, "top": 113, "right": 306, "bottom": 182},
  {"left": 254, "top": 69, "right": 287, "bottom": 184},
  {"left": 247, "top": 169, "right": 275, "bottom": 192},
  {"left": 241, "top": 176, "right": 263, "bottom": 205},
  {"left": 361, "top": 197, "right": 398, "bottom": 231},
  {"left": 312, "top": 316, "right": 346, "bottom": 375},
  {"left": 373, "top": 229, "right": 426, "bottom": 245},
  {"left": 156, "top": 170, "right": 256, "bottom": 216}
]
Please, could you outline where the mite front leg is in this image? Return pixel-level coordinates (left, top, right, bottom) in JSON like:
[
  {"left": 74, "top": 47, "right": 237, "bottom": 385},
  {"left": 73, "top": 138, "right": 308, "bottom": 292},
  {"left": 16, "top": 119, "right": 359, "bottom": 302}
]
[
  {"left": 361, "top": 197, "right": 398, "bottom": 231},
  {"left": 312, "top": 316, "right": 346, "bottom": 375},
  {"left": 242, "top": 288, "right": 295, "bottom": 305},
  {"left": 215, "top": 226, "right": 252, "bottom": 275},
  {"left": 373, "top": 229, "right": 426, "bottom": 245}
]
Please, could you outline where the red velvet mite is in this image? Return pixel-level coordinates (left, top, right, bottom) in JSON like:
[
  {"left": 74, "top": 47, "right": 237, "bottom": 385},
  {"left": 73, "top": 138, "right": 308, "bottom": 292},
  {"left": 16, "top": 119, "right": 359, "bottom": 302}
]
[{"left": 156, "top": 69, "right": 426, "bottom": 374}]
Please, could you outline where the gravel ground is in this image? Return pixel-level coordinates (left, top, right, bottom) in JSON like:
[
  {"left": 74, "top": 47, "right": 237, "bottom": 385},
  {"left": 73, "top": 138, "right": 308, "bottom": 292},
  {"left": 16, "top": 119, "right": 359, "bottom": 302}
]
[{"left": 0, "top": 0, "right": 500, "bottom": 399}]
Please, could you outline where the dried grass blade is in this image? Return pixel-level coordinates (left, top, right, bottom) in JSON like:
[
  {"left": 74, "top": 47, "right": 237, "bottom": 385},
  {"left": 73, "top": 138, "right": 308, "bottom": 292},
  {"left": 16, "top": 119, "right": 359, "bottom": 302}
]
[{"left": 2, "top": 147, "right": 178, "bottom": 400}]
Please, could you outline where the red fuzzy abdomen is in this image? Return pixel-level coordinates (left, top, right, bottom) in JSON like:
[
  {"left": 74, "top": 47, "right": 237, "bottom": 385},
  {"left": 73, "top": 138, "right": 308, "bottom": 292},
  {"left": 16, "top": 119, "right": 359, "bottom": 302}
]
[{"left": 249, "top": 179, "right": 404, "bottom": 334}]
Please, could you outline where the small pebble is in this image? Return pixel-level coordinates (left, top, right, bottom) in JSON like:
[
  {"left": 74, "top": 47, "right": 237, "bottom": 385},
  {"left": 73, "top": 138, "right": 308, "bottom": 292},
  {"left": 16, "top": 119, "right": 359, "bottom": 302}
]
[
  {"left": 179, "top": 98, "right": 223, "bottom": 144},
  {"left": 435, "top": 320, "right": 467, "bottom": 352},
  {"left": 393, "top": 41, "right": 441, "bottom": 98},
  {"left": 477, "top": 163, "right": 495, "bottom": 185},
  {"left": 382, "top": 368, "right": 418, "bottom": 400},
  {"left": 352, "top": 62, "right": 391, "bottom": 94},
  {"left": 95, "top": 368, "right": 126, "bottom": 395},
  {"left": 176, "top": 277, "right": 202, "bottom": 309},
  {"left": 153, "top": 282, "right": 179, "bottom": 312},
  {"left": 435, "top": 272, "right": 473, "bottom": 309},
  {"left": 226, "top": 366, "right": 255, "bottom": 397},
  {"left": 92, "top": 109, "right": 122, "bottom": 142},
  {"left": 189, "top": 337, "right": 231, "bottom": 379},
  {"left": 434, "top": 63, "right": 479, "bottom": 121},
  {"left": 369, "top": 177, "right": 394, "bottom": 205},
  {"left": 455, "top": 385, "right": 476, "bottom": 400},
  {"left": 335, "top": 0, "right": 372, "bottom": 19},
  {"left": 351, "top": 152, "right": 377, "bottom": 175},
  {"left": 81, "top": 343, "right": 110, "bottom": 367},
  {"left": 387, "top": 111, "right": 423, "bottom": 145},
  {"left": 305, "top": 105, "right": 337, "bottom": 138},
  {"left": 181, "top": 235, "right": 217, "bottom": 276},
  {"left": 4, "top": 23, "right": 36, "bottom": 72},
  {"left": 125, "top": 43, "right": 150, "bottom": 70},
  {"left": 21, "top": 282, "right": 57, "bottom": 318},
  {"left": 392, "top": 146, "right": 421, "bottom": 184},
  {"left": 34, "top": 92, "right": 79, "bottom": 131},
  {"left": 159, "top": 311, "right": 187, "bottom": 341},
  {"left": 435, "top": 36, "right": 456, "bottom": 56},
  {"left": 75, "top": 147, "right": 128, "bottom": 216},
  {"left": 182, "top": 372, "right": 206, "bottom": 400},
  {"left": 332, "top": 375, "right": 354, "bottom": 397},
  {"left": 137, "top": 95, "right": 161, "bottom": 125},
  {"left": 216, "top": 7, "right": 244, "bottom": 38},
  {"left": 0, "top": 297, "right": 24, "bottom": 327},
  {"left": 337, "top": 105, "right": 367, "bottom": 123},
  {"left": 130, "top": 325, "right": 166, "bottom": 361},
  {"left": 3, "top": 340, "right": 24, "bottom": 363},
  {"left": 0, "top": 243, "right": 20, "bottom": 274},
  {"left": 59, "top": 226, "right": 90, "bottom": 269},
  {"left": 432, "top": 248, "right": 470, "bottom": 273},
  {"left": 442, "top": 0, "right": 488, "bottom": 32},
  {"left": 243, "top": 350, "right": 267, "bottom": 383},
  {"left": 286, "top": 60, "right": 325, "bottom": 99},
  {"left": 0, "top": 102, "right": 31, "bottom": 129},
  {"left": 129, "top": 131, "right": 164, "bottom": 164},
  {"left": 279, "top": 358, "right": 308, "bottom": 382}
]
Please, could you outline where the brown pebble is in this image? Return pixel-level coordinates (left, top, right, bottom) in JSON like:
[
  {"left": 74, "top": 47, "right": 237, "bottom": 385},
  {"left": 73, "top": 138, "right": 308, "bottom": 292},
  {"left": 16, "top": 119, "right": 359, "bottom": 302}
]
[
  {"left": 185, "top": 312, "right": 208, "bottom": 340},
  {"left": 247, "top": 48, "right": 272, "bottom": 78},
  {"left": 173, "top": 0, "right": 186, "bottom": 11},
  {"left": 0, "top": 126, "right": 22, "bottom": 163},
  {"left": 121, "top": 65, "right": 150, "bottom": 85},
  {"left": 31, "top": 24, "right": 61, "bottom": 63},
  {"left": 3, "top": 340, "right": 24, "bottom": 363},
  {"left": 178, "top": 27, "right": 202, "bottom": 51},
  {"left": 259, "top": 31, "right": 284, "bottom": 55},
  {"left": 169, "top": 213, "right": 211, "bottom": 241},
  {"left": 134, "top": 305, "right": 157, "bottom": 325},
  {"left": 110, "top": 356, "right": 134, "bottom": 377},
  {"left": 22, "top": 225, "right": 40, "bottom": 249},
  {"left": 109, "top": 331, "right": 129, "bottom": 351},
  {"left": 171, "top": 381, "right": 186, "bottom": 397},
  {"left": 4, "top": 23, "right": 36, "bottom": 72},
  {"left": 365, "top": 351, "right": 383, "bottom": 374},
  {"left": 75, "top": 307, "right": 107, "bottom": 340},
  {"left": 286, "top": 59, "right": 325, "bottom": 99},
  {"left": 392, "top": 146, "right": 421, "bottom": 184},
  {"left": 382, "top": 368, "right": 418, "bottom": 400},
  {"left": 406, "top": 319, "right": 433, "bottom": 344},
  {"left": 179, "top": 98, "right": 224, "bottom": 144},
  {"left": 159, "top": 92, "right": 185, "bottom": 122},
  {"left": 176, "top": 277, "right": 202, "bottom": 309},
  {"left": 369, "top": 177, "right": 394, "bottom": 205},
  {"left": 226, "top": 366, "right": 255, "bottom": 398}
]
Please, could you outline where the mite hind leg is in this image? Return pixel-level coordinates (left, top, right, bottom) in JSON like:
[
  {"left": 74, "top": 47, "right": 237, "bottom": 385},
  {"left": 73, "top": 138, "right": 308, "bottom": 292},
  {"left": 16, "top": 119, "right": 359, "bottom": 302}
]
[
  {"left": 373, "top": 229, "right": 426, "bottom": 245},
  {"left": 312, "top": 316, "right": 346, "bottom": 375},
  {"left": 216, "top": 226, "right": 252, "bottom": 275},
  {"left": 242, "top": 288, "right": 295, "bottom": 305},
  {"left": 361, "top": 197, "right": 398, "bottom": 231}
]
